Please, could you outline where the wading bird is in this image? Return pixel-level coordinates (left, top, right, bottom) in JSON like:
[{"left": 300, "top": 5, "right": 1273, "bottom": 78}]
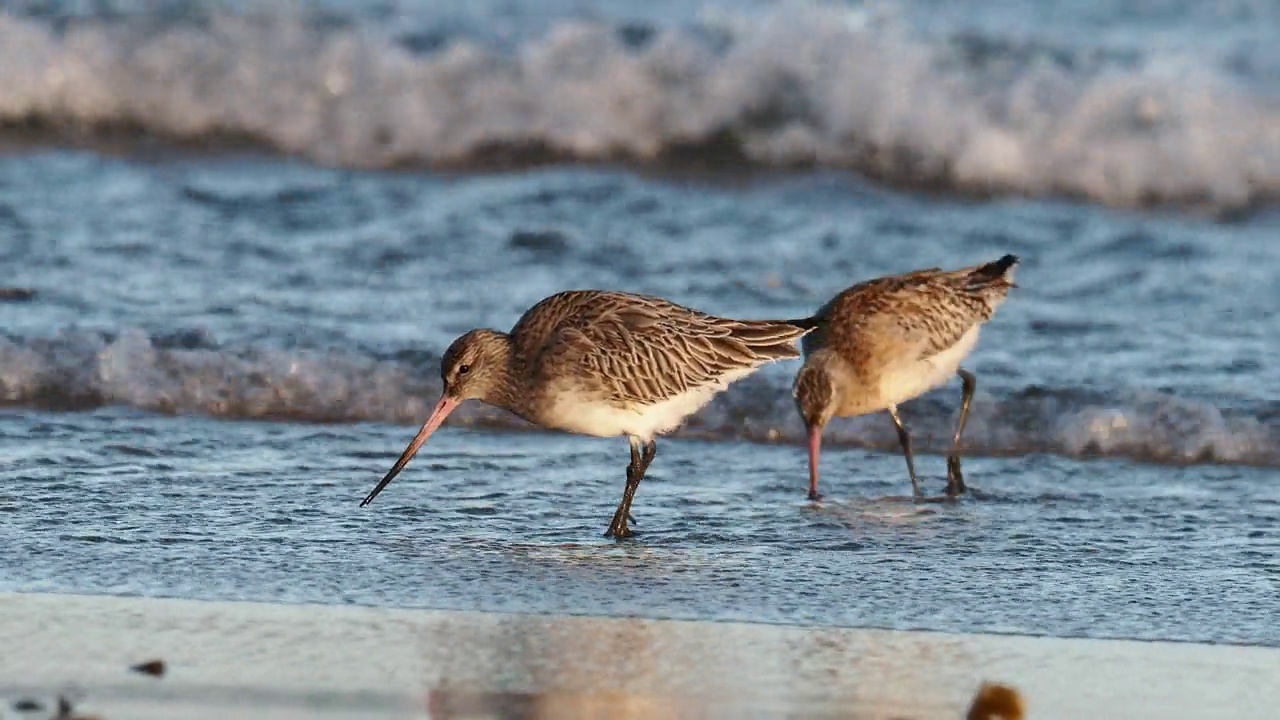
[
  {"left": 791, "top": 255, "right": 1019, "bottom": 499},
  {"left": 360, "top": 290, "right": 813, "bottom": 538}
]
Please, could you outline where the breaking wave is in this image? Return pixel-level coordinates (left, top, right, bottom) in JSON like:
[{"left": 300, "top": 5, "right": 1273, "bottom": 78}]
[
  {"left": 2, "top": 2, "right": 1280, "bottom": 211},
  {"left": 2, "top": 327, "right": 1276, "bottom": 467}
]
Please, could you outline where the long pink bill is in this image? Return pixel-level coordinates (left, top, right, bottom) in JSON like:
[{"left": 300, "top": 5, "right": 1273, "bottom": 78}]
[
  {"left": 807, "top": 426, "right": 823, "bottom": 501},
  {"left": 360, "top": 395, "right": 460, "bottom": 507}
]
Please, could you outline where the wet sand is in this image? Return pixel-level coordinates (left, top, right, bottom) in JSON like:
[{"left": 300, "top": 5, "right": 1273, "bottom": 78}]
[{"left": 0, "top": 591, "right": 1276, "bottom": 719}]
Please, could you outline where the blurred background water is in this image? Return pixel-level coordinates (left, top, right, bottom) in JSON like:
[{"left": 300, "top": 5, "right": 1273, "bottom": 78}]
[{"left": 0, "top": 0, "right": 1277, "bottom": 646}]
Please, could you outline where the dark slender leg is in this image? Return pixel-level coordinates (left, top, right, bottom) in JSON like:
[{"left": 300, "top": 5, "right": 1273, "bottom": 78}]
[
  {"left": 887, "top": 405, "right": 920, "bottom": 497},
  {"left": 946, "top": 369, "right": 976, "bottom": 497},
  {"left": 604, "top": 440, "right": 642, "bottom": 539},
  {"left": 605, "top": 438, "right": 657, "bottom": 539}
]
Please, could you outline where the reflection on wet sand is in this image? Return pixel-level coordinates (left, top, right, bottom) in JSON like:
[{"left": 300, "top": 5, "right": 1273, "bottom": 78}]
[
  {"left": 425, "top": 682, "right": 1025, "bottom": 720},
  {"left": 426, "top": 687, "right": 694, "bottom": 720},
  {"left": 2, "top": 592, "right": 1277, "bottom": 720},
  {"left": 418, "top": 611, "right": 1012, "bottom": 719}
]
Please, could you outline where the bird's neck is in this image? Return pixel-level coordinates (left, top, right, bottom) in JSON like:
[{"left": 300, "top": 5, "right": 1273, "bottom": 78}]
[{"left": 474, "top": 331, "right": 526, "bottom": 414}]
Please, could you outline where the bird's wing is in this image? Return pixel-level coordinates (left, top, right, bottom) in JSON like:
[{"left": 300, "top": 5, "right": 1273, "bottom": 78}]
[
  {"left": 806, "top": 275, "right": 983, "bottom": 362},
  {"left": 523, "top": 291, "right": 780, "bottom": 407}
]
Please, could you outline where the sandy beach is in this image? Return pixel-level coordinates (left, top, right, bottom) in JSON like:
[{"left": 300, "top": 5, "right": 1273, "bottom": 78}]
[{"left": 1, "top": 591, "right": 1276, "bottom": 719}]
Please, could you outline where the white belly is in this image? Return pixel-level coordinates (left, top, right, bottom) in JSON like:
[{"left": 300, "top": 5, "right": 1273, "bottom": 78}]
[
  {"left": 878, "top": 325, "right": 981, "bottom": 408},
  {"left": 543, "top": 367, "right": 756, "bottom": 441}
]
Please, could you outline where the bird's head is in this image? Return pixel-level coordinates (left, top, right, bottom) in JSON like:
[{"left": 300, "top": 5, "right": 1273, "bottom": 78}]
[
  {"left": 358, "top": 328, "right": 513, "bottom": 508},
  {"left": 439, "top": 328, "right": 512, "bottom": 404},
  {"left": 793, "top": 353, "right": 841, "bottom": 501},
  {"left": 793, "top": 360, "right": 837, "bottom": 433}
]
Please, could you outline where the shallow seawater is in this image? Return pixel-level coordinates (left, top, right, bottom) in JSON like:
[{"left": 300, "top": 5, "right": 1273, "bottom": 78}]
[
  {"left": 1, "top": 0, "right": 1280, "bottom": 656},
  {"left": 2, "top": 154, "right": 1277, "bottom": 465},
  {"left": 1, "top": 407, "right": 1277, "bottom": 646}
]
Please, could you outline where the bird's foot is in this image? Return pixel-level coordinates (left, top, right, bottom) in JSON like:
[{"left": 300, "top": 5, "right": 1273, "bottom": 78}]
[
  {"left": 807, "top": 490, "right": 824, "bottom": 502},
  {"left": 945, "top": 456, "right": 967, "bottom": 497},
  {"left": 603, "top": 523, "right": 635, "bottom": 540},
  {"left": 627, "top": 512, "right": 638, "bottom": 525},
  {"left": 604, "top": 504, "right": 637, "bottom": 538}
]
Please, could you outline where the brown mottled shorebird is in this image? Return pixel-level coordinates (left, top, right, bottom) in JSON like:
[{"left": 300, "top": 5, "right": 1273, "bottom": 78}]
[
  {"left": 791, "top": 255, "right": 1019, "bottom": 500},
  {"left": 359, "top": 290, "right": 813, "bottom": 539}
]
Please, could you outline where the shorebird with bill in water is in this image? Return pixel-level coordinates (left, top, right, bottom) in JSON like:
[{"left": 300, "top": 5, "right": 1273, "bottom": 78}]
[
  {"left": 359, "top": 290, "right": 813, "bottom": 538},
  {"left": 790, "top": 254, "right": 1019, "bottom": 500}
]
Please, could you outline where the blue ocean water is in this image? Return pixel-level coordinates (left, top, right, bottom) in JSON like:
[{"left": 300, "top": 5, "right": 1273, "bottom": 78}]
[{"left": 0, "top": 0, "right": 1277, "bottom": 646}]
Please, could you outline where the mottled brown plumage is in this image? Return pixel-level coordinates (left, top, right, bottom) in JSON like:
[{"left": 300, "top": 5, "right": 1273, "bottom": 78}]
[
  {"left": 792, "top": 255, "right": 1019, "bottom": 499},
  {"left": 360, "top": 290, "right": 813, "bottom": 538}
]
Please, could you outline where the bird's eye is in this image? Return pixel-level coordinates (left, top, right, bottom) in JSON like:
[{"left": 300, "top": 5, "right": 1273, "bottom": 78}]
[{"left": 458, "top": 364, "right": 471, "bottom": 375}]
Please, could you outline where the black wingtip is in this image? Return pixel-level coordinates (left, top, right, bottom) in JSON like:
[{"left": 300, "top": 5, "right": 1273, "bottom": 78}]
[
  {"left": 971, "top": 254, "right": 1020, "bottom": 284},
  {"left": 993, "top": 254, "right": 1020, "bottom": 272}
]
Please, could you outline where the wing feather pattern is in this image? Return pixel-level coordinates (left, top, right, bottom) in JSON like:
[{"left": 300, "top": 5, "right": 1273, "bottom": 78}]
[
  {"left": 800, "top": 256, "right": 1018, "bottom": 363},
  {"left": 513, "top": 291, "right": 810, "bottom": 407}
]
